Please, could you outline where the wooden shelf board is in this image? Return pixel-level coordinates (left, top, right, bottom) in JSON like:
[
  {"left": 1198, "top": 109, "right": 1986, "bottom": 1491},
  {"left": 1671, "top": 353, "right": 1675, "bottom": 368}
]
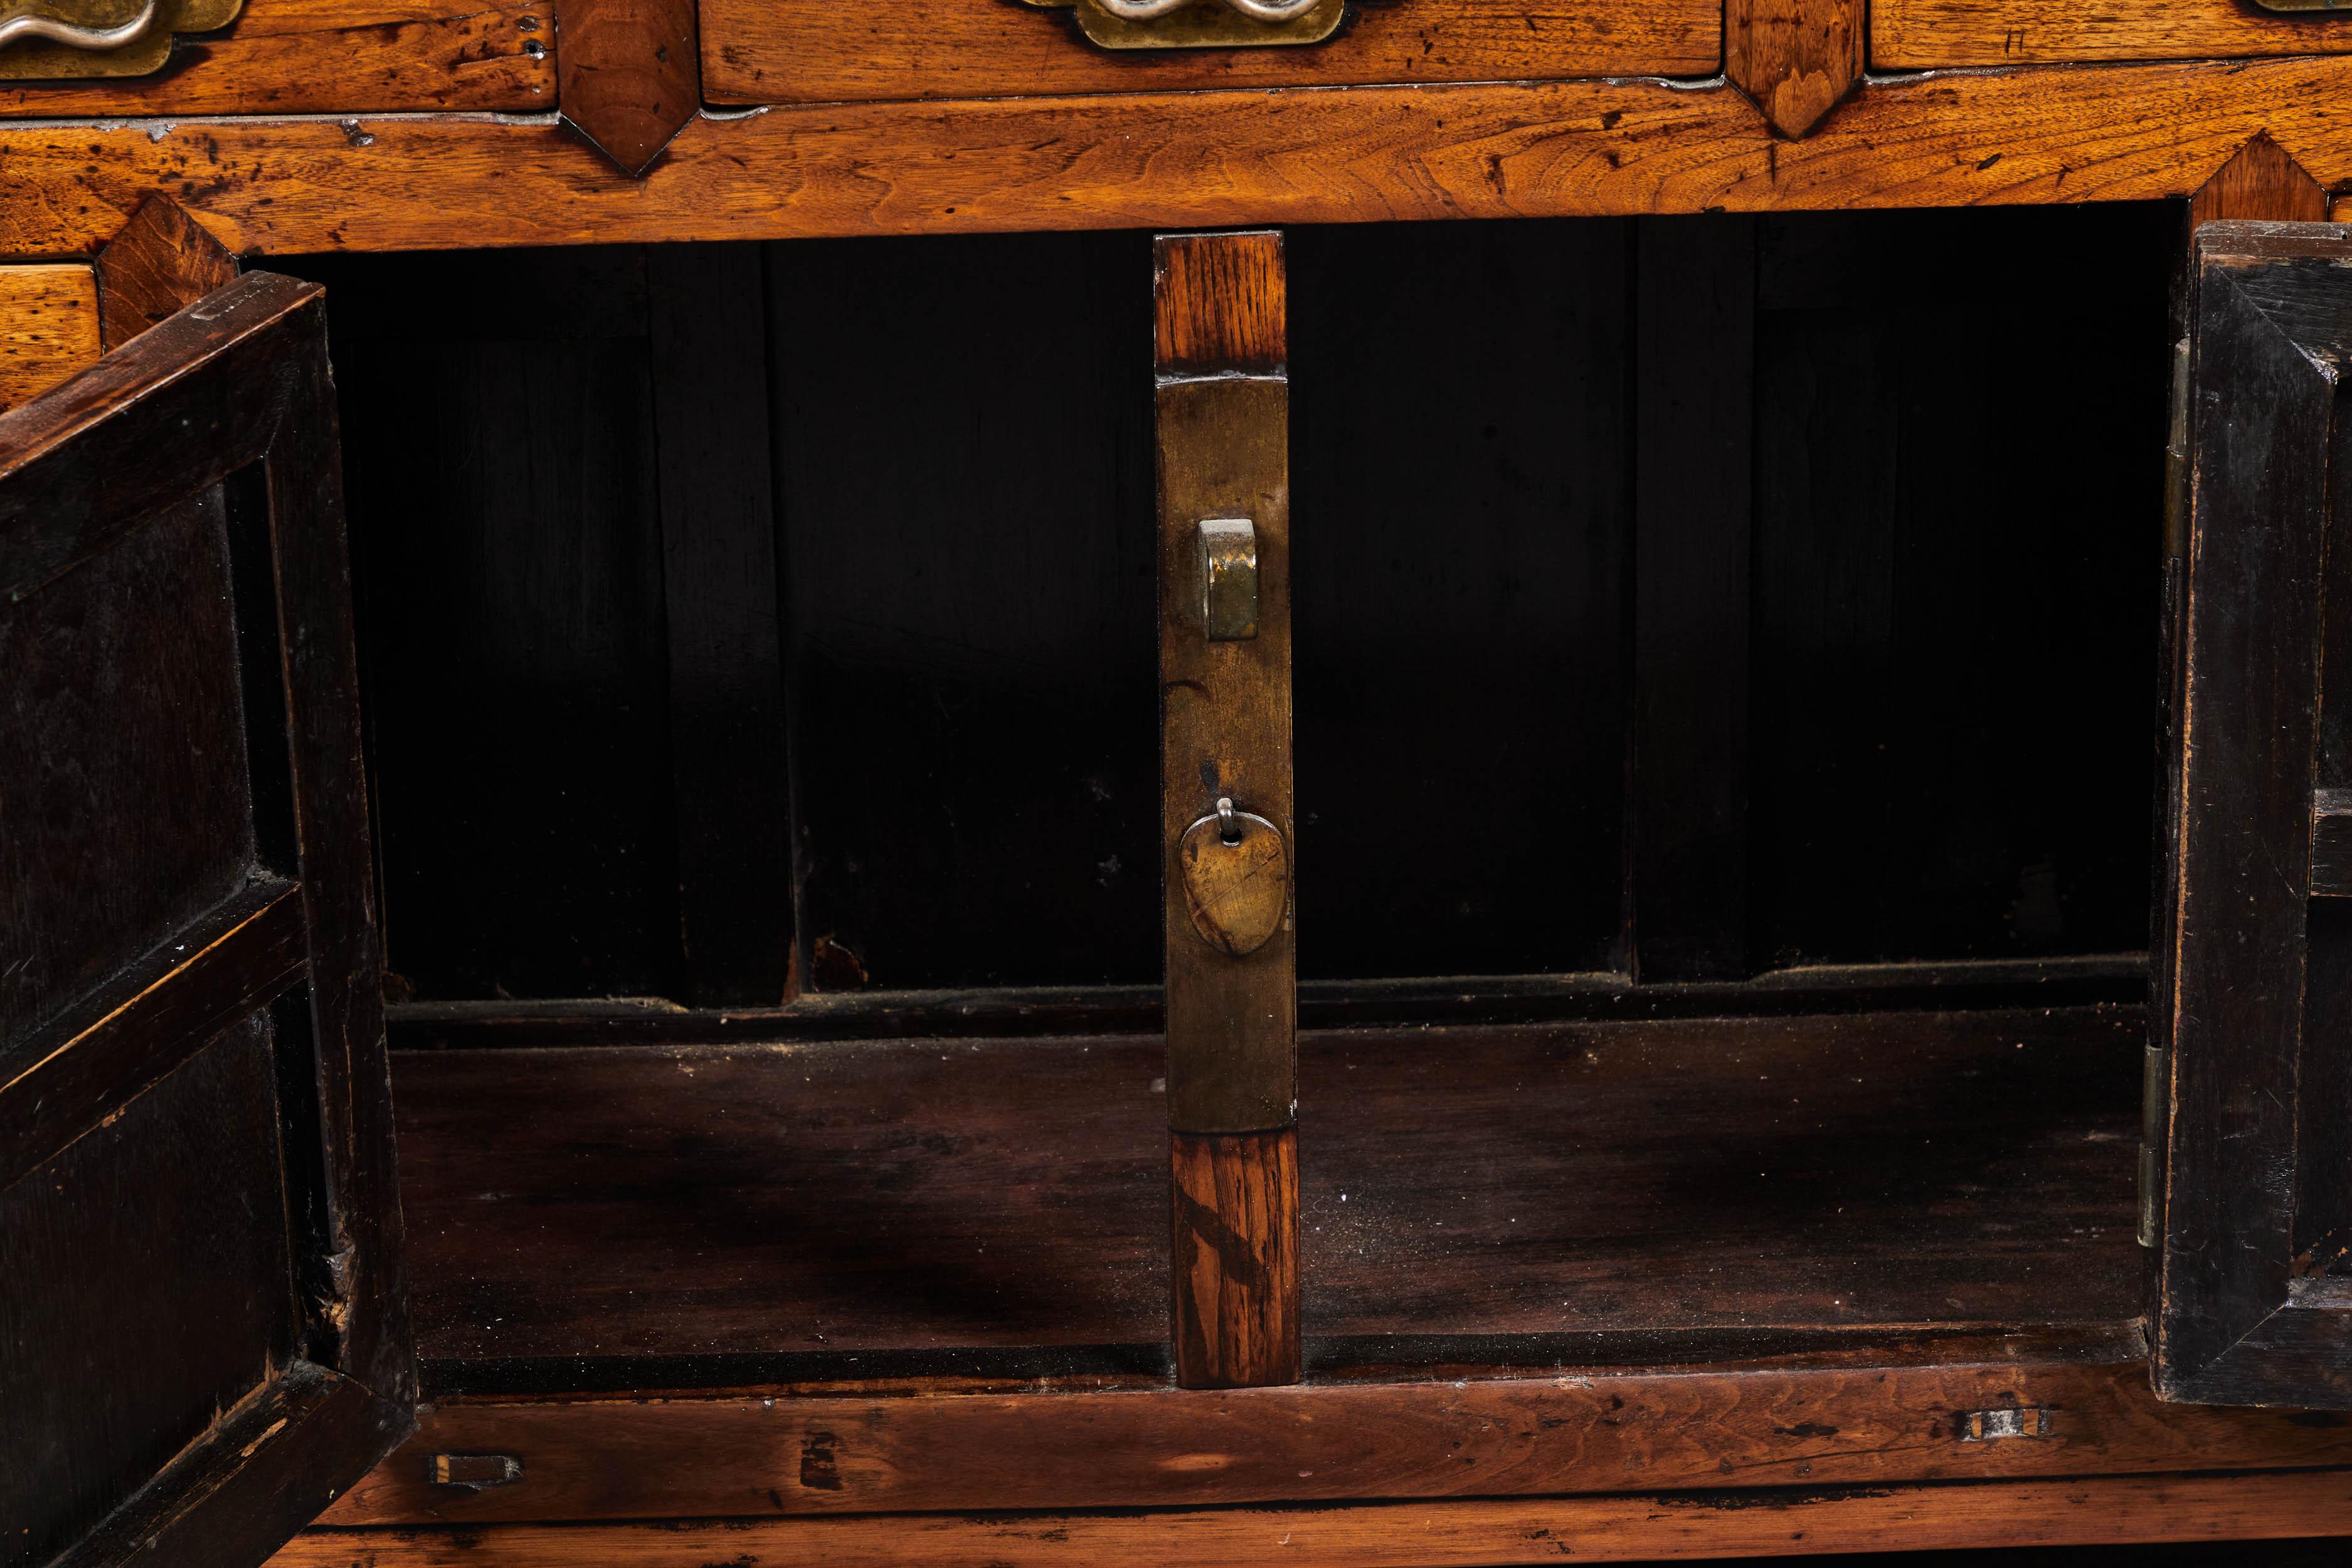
[{"left": 397, "top": 1005, "right": 2146, "bottom": 1386}]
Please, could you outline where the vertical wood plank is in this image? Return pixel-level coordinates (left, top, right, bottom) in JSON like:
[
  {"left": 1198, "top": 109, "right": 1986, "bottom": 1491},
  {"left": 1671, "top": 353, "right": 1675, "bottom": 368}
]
[
  {"left": 1169, "top": 1128, "right": 1300, "bottom": 1390},
  {"left": 1155, "top": 229, "right": 1300, "bottom": 1390},
  {"left": 0, "top": 263, "right": 101, "bottom": 413},
  {"left": 558, "top": 0, "right": 700, "bottom": 177},
  {"left": 648, "top": 243, "right": 792, "bottom": 1006},
  {"left": 95, "top": 194, "right": 240, "bottom": 352},
  {"left": 1630, "top": 215, "right": 1755, "bottom": 982},
  {"left": 1727, "top": 0, "right": 1865, "bottom": 140}
]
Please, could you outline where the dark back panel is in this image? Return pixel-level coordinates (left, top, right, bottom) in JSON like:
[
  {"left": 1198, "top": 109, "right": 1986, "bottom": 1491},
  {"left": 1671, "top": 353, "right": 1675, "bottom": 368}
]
[
  {"left": 294, "top": 213, "right": 2170, "bottom": 1002},
  {"left": 1748, "top": 204, "right": 2171, "bottom": 968},
  {"left": 285, "top": 249, "right": 681, "bottom": 1001},
  {"left": 0, "top": 490, "right": 253, "bottom": 1046},
  {"left": 1288, "top": 218, "right": 1633, "bottom": 978},
  {"left": 770, "top": 231, "right": 1160, "bottom": 990}
]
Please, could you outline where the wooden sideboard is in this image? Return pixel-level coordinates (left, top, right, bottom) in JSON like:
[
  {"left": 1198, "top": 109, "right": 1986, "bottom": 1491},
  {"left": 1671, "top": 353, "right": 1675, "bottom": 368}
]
[{"left": 6, "top": 4, "right": 2352, "bottom": 1567}]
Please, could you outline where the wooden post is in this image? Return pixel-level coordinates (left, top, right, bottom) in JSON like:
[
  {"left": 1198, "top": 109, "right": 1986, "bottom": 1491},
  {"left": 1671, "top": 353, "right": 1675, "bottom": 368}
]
[{"left": 1155, "top": 230, "right": 1301, "bottom": 1390}]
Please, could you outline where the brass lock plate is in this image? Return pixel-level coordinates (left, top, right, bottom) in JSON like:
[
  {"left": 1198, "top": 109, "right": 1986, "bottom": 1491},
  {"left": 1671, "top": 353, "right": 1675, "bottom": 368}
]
[
  {"left": 0, "top": 0, "right": 241, "bottom": 82},
  {"left": 1021, "top": 0, "right": 1345, "bottom": 51},
  {"left": 1179, "top": 800, "right": 1288, "bottom": 957}
]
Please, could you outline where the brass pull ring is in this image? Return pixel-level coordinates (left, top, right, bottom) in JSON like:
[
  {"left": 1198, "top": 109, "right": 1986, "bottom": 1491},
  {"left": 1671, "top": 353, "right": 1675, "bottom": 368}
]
[{"left": 0, "top": 0, "right": 161, "bottom": 50}]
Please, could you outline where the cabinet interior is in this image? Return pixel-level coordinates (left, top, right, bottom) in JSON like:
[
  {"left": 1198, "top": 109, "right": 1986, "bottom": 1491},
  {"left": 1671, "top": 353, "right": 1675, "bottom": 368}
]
[{"left": 273, "top": 201, "right": 2175, "bottom": 1396}]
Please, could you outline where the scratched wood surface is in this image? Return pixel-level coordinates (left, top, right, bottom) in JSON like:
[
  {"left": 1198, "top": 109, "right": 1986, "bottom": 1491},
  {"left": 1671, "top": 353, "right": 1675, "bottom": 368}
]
[
  {"left": 1875, "top": 0, "right": 2352, "bottom": 67},
  {"left": 0, "top": 0, "right": 552, "bottom": 117},
  {"left": 389, "top": 1006, "right": 2144, "bottom": 1379},
  {"left": 9, "top": 55, "right": 2352, "bottom": 254},
  {"left": 274, "top": 1470, "right": 2352, "bottom": 1565},
  {"left": 699, "top": 0, "right": 1720, "bottom": 105}
]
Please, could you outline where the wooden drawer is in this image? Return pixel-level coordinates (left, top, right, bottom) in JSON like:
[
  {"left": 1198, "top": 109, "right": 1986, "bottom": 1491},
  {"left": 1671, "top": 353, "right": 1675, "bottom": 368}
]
[
  {"left": 701, "top": 0, "right": 1720, "bottom": 107},
  {"left": 0, "top": 0, "right": 553, "bottom": 116},
  {"left": 1875, "top": 0, "right": 2352, "bottom": 68}
]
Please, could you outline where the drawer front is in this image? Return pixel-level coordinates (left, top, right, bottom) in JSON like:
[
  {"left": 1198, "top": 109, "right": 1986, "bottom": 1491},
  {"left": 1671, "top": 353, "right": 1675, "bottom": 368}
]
[
  {"left": 1875, "top": 0, "right": 2352, "bottom": 68},
  {"left": 0, "top": 0, "right": 553, "bottom": 115},
  {"left": 701, "top": 0, "right": 1720, "bottom": 107}
]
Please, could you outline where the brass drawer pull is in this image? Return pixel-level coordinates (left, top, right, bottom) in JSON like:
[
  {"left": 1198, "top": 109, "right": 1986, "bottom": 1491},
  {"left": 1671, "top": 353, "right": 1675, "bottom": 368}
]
[
  {"left": 0, "top": 0, "right": 159, "bottom": 50},
  {"left": 1024, "top": 0, "right": 1344, "bottom": 50},
  {"left": 1093, "top": 0, "right": 1322, "bottom": 21}
]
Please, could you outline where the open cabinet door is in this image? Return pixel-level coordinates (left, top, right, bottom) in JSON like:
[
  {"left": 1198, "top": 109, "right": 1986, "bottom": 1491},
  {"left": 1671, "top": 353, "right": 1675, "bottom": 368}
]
[
  {"left": 2153, "top": 221, "right": 2352, "bottom": 1408},
  {"left": 0, "top": 275, "right": 413, "bottom": 1565}
]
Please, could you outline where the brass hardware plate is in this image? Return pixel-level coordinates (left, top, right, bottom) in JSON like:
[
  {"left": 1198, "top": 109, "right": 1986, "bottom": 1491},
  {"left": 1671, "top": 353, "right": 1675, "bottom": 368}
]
[
  {"left": 1158, "top": 229, "right": 1293, "bottom": 1137},
  {"left": 0, "top": 0, "right": 240, "bottom": 82},
  {"left": 1199, "top": 517, "right": 1259, "bottom": 642},
  {"left": 1022, "top": 0, "right": 1345, "bottom": 51}
]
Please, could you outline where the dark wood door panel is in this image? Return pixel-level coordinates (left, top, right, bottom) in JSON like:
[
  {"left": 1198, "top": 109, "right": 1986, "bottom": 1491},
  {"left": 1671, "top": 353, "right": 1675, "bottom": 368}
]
[
  {"left": 0, "top": 272, "right": 414, "bottom": 1566},
  {"left": 2153, "top": 222, "right": 2352, "bottom": 1407}
]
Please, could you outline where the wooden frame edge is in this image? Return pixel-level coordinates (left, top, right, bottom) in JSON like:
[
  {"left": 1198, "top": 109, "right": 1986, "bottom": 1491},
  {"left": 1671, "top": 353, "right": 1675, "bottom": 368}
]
[
  {"left": 7, "top": 56, "right": 2352, "bottom": 256},
  {"left": 280, "top": 1469, "right": 2352, "bottom": 1566}
]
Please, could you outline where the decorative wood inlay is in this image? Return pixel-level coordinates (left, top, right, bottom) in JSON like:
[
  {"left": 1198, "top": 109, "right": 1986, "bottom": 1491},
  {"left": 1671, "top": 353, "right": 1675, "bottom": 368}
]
[
  {"left": 95, "top": 194, "right": 239, "bottom": 351},
  {"left": 1728, "top": 0, "right": 1863, "bottom": 140},
  {"left": 0, "top": 265, "right": 100, "bottom": 413},
  {"left": 2190, "top": 132, "right": 2328, "bottom": 230},
  {"left": 557, "top": 0, "right": 699, "bottom": 177}
]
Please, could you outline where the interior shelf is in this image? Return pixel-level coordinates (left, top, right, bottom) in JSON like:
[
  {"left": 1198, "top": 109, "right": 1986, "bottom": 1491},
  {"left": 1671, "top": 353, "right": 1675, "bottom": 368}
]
[{"left": 395, "top": 1003, "right": 2145, "bottom": 1392}]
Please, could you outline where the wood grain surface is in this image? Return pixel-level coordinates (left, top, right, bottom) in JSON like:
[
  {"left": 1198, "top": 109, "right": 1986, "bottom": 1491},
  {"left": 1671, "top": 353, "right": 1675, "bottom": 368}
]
[
  {"left": 0, "top": 0, "right": 552, "bottom": 117},
  {"left": 1155, "top": 230, "right": 1285, "bottom": 376},
  {"left": 0, "top": 266, "right": 100, "bottom": 412},
  {"left": 388, "top": 1007, "right": 2146, "bottom": 1377},
  {"left": 8, "top": 55, "right": 2352, "bottom": 254},
  {"left": 275, "top": 1468, "right": 2352, "bottom": 1566},
  {"left": 699, "top": 0, "right": 1720, "bottom": 106},
  {"left": 1170, "top": 1128, "right": 1300, "bottom": 1387},
  {"left": 320, "top": 1338, "right": 2352, "bottom": 1526},
  {"left": 1729, "top": 0, "right": 1863, "bottom": 139},
  {"left": 1875, "top": 0, "right": 2352, "bottom": 68}
]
